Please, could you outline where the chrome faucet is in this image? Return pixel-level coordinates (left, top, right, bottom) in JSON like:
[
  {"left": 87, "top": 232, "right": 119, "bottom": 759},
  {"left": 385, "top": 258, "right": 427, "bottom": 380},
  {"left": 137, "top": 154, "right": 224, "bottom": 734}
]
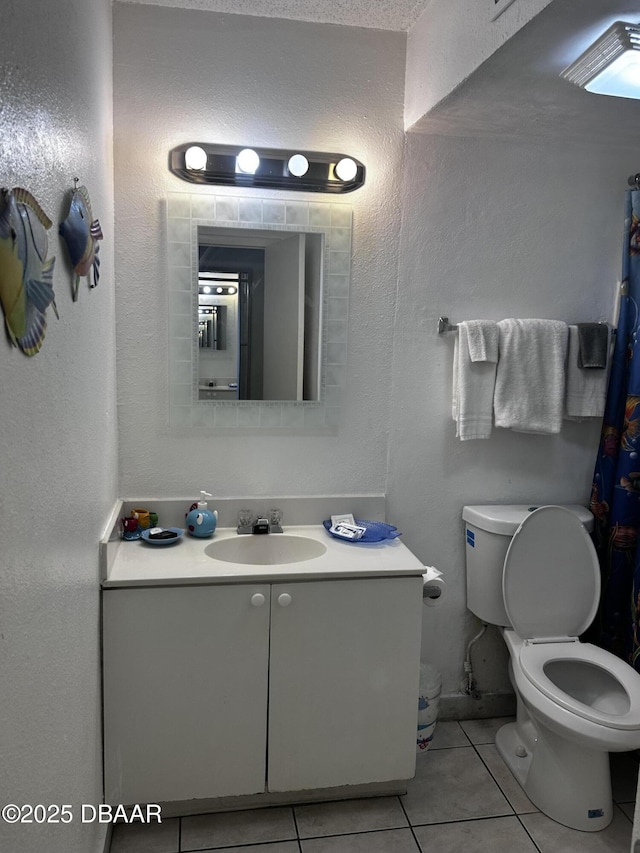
[{"left": 237, "top": 509, "right": 283, "bottom": 534}]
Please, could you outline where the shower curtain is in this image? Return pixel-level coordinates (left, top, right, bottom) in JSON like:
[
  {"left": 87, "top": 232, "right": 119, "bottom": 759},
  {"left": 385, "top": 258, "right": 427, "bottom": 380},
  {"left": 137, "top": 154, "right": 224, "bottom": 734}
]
[{"left": 591, "top": 189, "right": 640, "bottom": 670}]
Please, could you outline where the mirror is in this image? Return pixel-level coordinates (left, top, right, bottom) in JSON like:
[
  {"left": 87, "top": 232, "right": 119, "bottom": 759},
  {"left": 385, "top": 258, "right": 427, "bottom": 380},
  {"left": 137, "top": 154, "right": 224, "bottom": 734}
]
[
  {"left": 167, "top": 192, "right": 352, "bottom": 430},
  {"left": 197, "top": 226, "right": 324, "bottom": 401}
]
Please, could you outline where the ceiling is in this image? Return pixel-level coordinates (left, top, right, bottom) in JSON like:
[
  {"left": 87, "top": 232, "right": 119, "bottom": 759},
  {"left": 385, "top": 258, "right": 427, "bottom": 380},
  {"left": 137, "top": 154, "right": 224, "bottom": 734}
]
[
  {"left": 411, "top": 0, "right": 640, "bottom": 143},
  {"left": 117, "top": 0, "right": 432, "bottom": 31}
]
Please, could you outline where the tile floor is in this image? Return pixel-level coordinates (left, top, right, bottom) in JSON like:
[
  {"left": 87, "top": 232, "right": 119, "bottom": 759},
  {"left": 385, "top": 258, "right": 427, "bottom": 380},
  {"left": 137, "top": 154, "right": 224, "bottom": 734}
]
[{"left": 110, "top": 717, "right": 639, "bottom": 853}]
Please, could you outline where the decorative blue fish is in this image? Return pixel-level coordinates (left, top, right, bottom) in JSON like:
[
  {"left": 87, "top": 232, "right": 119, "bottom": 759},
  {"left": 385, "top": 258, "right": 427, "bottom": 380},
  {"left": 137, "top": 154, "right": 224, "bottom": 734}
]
[
  {"left": 59, "top": 182, "right": 103, "bottom": 301},
  {"left": 0, "top": 187, "right": 57, "bottom": 356}
]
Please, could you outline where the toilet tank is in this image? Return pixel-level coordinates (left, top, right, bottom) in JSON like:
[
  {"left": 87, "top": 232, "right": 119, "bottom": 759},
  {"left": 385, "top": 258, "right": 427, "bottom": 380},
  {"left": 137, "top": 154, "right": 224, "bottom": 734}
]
[{"left": 462, "top": 504, "right": 594, "bottom": 627}]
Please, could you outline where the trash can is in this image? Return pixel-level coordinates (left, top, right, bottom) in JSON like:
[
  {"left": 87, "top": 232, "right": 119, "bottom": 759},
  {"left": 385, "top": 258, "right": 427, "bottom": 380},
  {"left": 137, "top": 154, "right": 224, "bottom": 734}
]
[{"left": 416, "top": 662, "right": 442, "bottom": 753}]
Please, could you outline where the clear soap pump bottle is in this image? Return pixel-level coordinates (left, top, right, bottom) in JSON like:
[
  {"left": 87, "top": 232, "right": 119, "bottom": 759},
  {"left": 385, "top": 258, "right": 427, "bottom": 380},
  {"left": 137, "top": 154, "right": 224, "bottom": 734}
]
[{"left": 185, "top": 490, "right": 218, "bottom": 538}]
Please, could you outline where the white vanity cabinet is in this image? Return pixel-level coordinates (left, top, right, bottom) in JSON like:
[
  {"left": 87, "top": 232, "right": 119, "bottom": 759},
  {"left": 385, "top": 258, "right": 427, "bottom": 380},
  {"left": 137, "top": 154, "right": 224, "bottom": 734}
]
[
  {"left": 103, "top": 575, "right": 423, "bottom": 805},
  {"left": 102, "top": 583, "right": 271, "bottom": 804}
]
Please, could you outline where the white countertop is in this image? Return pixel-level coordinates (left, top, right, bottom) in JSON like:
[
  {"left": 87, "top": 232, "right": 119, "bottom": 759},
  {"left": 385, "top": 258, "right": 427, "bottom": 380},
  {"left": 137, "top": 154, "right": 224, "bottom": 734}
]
[{"left": 103, "top": 525, "right": 425, "bottom": 588}]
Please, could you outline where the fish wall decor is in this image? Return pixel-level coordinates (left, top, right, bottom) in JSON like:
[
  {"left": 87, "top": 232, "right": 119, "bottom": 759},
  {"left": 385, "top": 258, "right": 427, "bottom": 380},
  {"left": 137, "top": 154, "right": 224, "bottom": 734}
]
[
  {"left": 59, "top": 180, "right": 103, "bottom": 301},
  {"left": 0, "top": 187, "right": 58, "bottom": 356}
]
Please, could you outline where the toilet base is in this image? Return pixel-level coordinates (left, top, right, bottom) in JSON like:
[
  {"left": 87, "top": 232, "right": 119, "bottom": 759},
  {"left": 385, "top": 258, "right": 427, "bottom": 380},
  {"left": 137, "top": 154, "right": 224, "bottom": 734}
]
[{"left": 496, "top": 719, "right": 613, "bottom": 831}]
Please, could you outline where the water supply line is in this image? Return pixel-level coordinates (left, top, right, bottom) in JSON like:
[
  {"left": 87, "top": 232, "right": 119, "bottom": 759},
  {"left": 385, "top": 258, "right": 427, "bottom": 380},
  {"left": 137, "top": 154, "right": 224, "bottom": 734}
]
[{"left": 464, "top": 622, "right": 488, "bottom": 698}]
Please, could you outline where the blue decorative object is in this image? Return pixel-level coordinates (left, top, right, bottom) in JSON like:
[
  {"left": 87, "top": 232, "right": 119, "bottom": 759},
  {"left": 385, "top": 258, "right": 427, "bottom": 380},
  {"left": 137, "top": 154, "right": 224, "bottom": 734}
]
[
  {"left": 323, "top": 519, "right": 401, "bottom": 543},
  {"left": 185, "top": 491, "right": 218, "bottom": 538},
  {"left": 59, "top": 179, "right": 103, "bottom": 301}
]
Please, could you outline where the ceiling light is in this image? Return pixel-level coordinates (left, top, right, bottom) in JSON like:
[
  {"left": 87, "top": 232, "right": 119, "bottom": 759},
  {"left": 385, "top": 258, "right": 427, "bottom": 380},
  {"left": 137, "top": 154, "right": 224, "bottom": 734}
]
[
  {"left": 185, "top": 145, "right": 207, "bottom": 170},
  {"left": 561, "top": 21, "right": 640, "bottom": 99},
  {"left": 288, "top": 154, "right": 309, "bottom": 177},
  {"left": 236, "top": 148, "right": 260, "bottom": 174},
  {"left": 334, "top": 157, "right": 358, "bottom": 182}
]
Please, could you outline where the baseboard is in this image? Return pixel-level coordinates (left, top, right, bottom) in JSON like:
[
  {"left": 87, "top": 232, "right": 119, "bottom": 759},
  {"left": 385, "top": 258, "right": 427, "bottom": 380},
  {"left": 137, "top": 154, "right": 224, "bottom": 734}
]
[
  {"left": 439, "top": 690, "right": 516, "bottom": 721},
  {"left": 154, "top": 779, "right": 409, "bottom": 819}
]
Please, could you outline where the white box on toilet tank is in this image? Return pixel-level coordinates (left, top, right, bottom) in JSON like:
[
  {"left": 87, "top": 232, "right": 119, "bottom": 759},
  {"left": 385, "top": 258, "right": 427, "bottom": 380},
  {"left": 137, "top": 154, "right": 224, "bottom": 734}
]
[{"left": 462, "top": 504, "right": 595, "bottom": 627}]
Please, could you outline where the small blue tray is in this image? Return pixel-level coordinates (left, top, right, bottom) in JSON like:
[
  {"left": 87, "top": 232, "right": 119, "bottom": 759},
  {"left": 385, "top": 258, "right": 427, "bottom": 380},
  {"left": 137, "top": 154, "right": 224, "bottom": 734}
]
[
  {"left": 140, "top": 527, "right": 184, "bottom": 546},
  {"left": 322, "top": 519, "right": 402, "bottom": 543}
]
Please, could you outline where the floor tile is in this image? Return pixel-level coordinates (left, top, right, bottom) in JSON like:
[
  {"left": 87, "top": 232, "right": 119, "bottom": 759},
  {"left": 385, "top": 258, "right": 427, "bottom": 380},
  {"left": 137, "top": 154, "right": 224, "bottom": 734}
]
[
  {"left": 459, "top": 717, "right": 515, "bottom": 745},
  {"left": 294, "top": 796, "right": 407, "bottom": 838},
  {"left": 475, "top": 743, "right": 538, "bottom": 815},
  {"left": 414, "top": 815, "right": 539, "bottom": 853},
  {"left": 427, "top": 721, "right": 470, "bottom": 750},
  {"left": 402, "top": 745, "right": 513, "bottom": 826},
  {"left": 611, "top": 752, "right": 640, "bottom": 803},
  {"left": 619, "top": 802, "right": 635, "bottom": 823},
  {"left": 521, "top": 808, "right": 632, "bottom": 853},
  {"left": 181, "top": 807, "right": 296, "bottom": 851},
  {"left": 110, "top": 818, "right": 180, "bottom": 853},
  {"left": 300, "top": 828, "right": 419, "bottom": 853},
  {"left": 206, "top": 844, "right": 299, "bottom": 853}
]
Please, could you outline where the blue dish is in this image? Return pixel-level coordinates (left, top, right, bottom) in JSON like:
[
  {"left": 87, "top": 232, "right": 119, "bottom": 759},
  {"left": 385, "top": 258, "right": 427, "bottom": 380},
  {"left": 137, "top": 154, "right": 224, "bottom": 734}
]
[
  {"left": 140, "top": 527, "right": 185, "bottom": 546},
  {"left": 322, "top": 519, "right": 402, "bottom": 543}
]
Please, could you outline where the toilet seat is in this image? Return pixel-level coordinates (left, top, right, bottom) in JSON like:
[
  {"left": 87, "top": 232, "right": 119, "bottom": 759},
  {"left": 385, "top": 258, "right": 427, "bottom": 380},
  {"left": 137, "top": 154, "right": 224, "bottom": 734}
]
[
  {"left": 502, "top": 506, "right": 640, "bottom": 732},
  {"left": 518, "top": 640, "right": 640, "bottom": 730},
  {"left": 503, "top": 505, "right": 600, "bottom": 640}
]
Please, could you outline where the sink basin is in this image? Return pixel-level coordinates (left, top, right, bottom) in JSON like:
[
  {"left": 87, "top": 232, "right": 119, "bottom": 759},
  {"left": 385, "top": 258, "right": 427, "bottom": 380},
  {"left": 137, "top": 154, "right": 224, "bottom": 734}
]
[{"left": 205, "top": 535, "right": 327, "bottom": 565}]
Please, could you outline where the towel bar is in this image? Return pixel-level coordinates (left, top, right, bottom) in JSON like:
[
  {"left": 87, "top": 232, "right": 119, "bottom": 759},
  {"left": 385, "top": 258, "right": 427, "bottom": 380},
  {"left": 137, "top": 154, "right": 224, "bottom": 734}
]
[{"left": 437, "top": 316, "right": 615, "bottom": 336}]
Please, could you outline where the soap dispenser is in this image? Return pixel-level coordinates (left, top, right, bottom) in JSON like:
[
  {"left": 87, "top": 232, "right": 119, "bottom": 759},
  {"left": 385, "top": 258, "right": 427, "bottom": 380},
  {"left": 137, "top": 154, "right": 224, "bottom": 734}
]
[{"left": 185, "top": 491, "right": 218, "bottom": 538}]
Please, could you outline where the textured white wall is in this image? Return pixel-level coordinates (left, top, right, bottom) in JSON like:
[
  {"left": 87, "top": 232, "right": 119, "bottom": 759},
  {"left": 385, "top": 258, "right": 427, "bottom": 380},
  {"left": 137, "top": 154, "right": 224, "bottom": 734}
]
[
  {"left": 386, "top": 132, "right": 638, "bottom": 696},
  {"left": 113, "top": 3, "right": 406, "bottom": 497},
  {"left": 0, "top": 2, "right": 116, "bottom": 852},
  {"left": 404, "top": 0, "right": 554, "bottom": 128}
]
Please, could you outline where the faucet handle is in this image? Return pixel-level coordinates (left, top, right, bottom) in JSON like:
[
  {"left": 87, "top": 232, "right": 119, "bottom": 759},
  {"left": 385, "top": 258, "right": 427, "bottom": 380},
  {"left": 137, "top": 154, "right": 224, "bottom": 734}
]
[
  {"left": 268, "top": 508, "right": 283, "bottom": 532},
  {"left": 237, "top": 508, "right": 255, "bottom": 534}
]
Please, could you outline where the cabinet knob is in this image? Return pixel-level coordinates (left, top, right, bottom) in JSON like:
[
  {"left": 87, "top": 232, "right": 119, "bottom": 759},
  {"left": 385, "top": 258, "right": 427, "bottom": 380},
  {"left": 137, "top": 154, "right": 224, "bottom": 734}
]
[
  {"left": 250, "top": 593, "right": 266, "bottom": 607},
  {"left": 277, "top": 592, "right": 292, "bottom": 607}
]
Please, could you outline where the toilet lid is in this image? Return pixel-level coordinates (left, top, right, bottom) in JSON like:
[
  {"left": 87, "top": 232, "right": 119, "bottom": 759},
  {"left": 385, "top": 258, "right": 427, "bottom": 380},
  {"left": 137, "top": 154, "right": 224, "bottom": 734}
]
[{"left": 503, "top": 505, "right": 600, "bottom": 639}]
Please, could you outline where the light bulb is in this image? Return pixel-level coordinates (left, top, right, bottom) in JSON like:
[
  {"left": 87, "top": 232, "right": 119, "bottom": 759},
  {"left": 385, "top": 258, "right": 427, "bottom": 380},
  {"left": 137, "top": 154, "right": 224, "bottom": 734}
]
[
  {"left": 228, "top": 287, "right": 237, "bottom": 294},
  {"left": 202, "top": 285, "right": 211, "bottom": 294},
  {"left": 335, "top": 157, "right": 358, "bottom": 182},
  {"left": 236, "top": 148, "right": 260, "bottom": 174},
  {"left": 288, "top": 154, "right": 309, "bottom": 177},
  {"left": 185, "top": 146, "right": 207, "bottom": 170},
  {"left": 216, "top": 287, "right": 224, "bottom": 294}
]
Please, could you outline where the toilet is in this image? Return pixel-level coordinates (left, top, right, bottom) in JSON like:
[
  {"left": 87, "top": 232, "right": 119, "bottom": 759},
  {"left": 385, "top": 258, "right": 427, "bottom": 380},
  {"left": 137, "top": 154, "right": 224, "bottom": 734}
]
[{"left": 463, "top": 504, "right": 640, "bottom": 832}]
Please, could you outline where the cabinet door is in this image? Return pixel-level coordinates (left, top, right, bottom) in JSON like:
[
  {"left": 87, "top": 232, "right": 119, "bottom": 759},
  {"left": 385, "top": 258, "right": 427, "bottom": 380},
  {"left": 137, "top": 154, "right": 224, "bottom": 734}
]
[
  {"left": 103, "top": 584, "right": 270, "bottom": 804},
  {"left": 267, "top": 577, "right": 423, "bottom": 792}
]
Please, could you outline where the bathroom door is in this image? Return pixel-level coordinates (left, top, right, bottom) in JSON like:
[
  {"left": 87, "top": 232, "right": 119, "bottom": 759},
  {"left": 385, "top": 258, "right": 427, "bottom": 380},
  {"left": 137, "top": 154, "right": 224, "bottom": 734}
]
[{"left": 262, "top": 233, "right": 305, "bottom": 400}]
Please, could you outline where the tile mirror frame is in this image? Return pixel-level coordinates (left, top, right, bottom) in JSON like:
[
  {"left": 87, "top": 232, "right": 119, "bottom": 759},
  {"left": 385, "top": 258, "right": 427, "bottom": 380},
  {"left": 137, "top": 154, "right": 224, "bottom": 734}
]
[{"left": 167, "top": 191, "right": 351, "bottom": 431}]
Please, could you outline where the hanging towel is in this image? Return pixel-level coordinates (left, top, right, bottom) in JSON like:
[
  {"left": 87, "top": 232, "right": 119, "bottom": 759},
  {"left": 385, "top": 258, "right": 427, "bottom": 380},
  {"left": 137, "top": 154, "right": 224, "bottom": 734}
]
[
  {"left": 465, "top": 319, "right": 499, "bottom": 363},
  {"left": 564, "top": 325, "right": 610, "bottom": 420},
  {"left": 452, "top": 321, "right": 499, "bottom": 440},
  {"left": 576, "top": 322, "right": 609, "bottom": 368},
  {"left": 494, "top": 319, "right": 568, "bottom": 434}
]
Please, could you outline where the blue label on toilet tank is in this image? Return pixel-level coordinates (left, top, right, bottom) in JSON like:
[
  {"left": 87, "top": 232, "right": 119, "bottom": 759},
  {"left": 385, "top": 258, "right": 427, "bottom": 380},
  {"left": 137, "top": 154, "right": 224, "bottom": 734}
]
[
  {"left": 466, "top": 529, "right": 475, "bottom": 547},
  {"left": 588, "top": 808, "right": 605, "bottom": 819}
]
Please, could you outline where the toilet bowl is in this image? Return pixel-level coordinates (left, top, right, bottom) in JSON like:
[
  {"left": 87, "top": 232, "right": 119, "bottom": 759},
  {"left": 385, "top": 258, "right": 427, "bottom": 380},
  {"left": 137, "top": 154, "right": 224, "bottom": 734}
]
[{"left": 463, "top": 504, "right": 640, "bottom": 832}]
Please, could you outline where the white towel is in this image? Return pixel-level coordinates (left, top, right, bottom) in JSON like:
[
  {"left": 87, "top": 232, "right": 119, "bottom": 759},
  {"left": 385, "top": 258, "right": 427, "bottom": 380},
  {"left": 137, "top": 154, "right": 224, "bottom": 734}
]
[
  {"left": 494, "top": 319, "right": 568, "bottom": 434},
  {"left": 465, "top": 319, "right": 499, "bottom": 363},
  {"left": 564, "top": 325, "right": 610, "bottom": 420},
  {"left": 452, "top": 321, "right": 498, "bottom": 440}
]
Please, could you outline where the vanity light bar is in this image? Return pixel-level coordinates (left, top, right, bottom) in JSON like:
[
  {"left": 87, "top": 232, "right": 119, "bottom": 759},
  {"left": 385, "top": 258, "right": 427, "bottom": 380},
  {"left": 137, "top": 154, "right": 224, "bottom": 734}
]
[{"left": 169, "top": 143, "right": 365, "bottom": 194}]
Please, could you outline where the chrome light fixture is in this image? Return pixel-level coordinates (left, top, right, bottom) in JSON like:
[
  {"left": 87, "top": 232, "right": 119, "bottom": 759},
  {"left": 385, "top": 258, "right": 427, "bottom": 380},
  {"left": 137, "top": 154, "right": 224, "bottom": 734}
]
[
  {"left": 561, "top": 21, "right": 640, "bottom": 99},
  {"left": 169, "top": 143, "right": 365, "bottom": 193}
]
